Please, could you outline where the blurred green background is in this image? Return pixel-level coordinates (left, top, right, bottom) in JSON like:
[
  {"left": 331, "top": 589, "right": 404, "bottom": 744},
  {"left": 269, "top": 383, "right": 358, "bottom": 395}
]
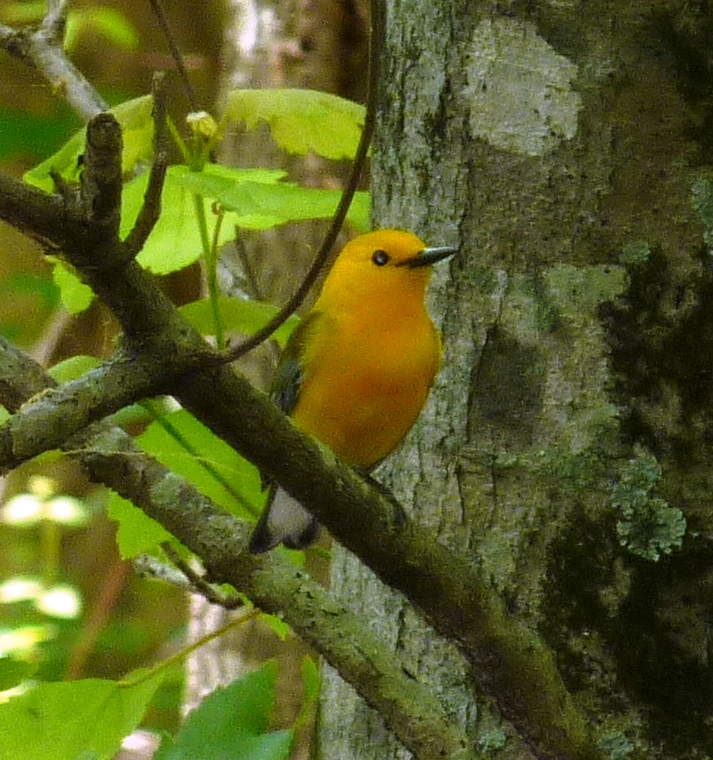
[{"left": 0, "top": 0, "right": 228, "bottom": 732}]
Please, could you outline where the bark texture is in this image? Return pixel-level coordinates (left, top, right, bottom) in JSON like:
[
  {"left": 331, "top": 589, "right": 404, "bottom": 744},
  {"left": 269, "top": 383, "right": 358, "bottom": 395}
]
[{"left": 321, "top": 2, "right": 713, "bottom": 758}]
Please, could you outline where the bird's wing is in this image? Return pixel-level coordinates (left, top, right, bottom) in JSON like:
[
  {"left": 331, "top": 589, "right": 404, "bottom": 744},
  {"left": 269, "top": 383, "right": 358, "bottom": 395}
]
[
  {"left": 270, "top": 309, "right": 324, "bottom": 415},
  {"left": 249, "top": 311, "right": 325, "bottom": 553}
]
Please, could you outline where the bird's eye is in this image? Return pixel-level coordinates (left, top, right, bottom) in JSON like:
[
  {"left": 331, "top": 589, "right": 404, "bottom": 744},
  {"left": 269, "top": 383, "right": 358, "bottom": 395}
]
[{"left": 372, "top": 250, "right": 390, "bottom": 266}]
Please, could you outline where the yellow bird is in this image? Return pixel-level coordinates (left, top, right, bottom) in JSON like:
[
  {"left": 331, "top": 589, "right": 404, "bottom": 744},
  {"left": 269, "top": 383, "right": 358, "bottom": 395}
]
[{"left": 249, "top": 229, "right": 457, "bottom": 553}]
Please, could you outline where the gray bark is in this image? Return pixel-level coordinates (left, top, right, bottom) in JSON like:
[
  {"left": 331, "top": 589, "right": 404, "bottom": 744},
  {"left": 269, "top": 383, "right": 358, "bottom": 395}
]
[{"left": 320, "top": 2, "right": 713, "bottom": 758}]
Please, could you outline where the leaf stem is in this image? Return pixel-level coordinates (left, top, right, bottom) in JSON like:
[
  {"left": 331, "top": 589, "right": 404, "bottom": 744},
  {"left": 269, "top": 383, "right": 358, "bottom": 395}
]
[
  {"left": 119, "top": 606, "right": 260, "bottom": 688},
  {"left": 139, "top": 399, "right": 257, "bottom": 515},
  {"left": 191, "top": 193, "right": 226, "bottom": 350}
]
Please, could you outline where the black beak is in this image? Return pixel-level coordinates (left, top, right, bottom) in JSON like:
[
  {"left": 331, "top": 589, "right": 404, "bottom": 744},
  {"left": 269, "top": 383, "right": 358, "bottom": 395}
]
[{"left": 398, "top": 245, "right": 458, "bottom": 268}]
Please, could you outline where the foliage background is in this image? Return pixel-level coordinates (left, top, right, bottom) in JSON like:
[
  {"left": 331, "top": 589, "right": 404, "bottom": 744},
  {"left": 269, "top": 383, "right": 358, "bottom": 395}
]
[{"left": 0, "top": 0, "right": 225, "bottom": 735}]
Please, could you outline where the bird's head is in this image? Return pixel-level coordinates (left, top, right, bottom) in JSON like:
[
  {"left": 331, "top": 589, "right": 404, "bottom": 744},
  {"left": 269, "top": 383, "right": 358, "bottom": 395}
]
[{"left": 319, "top": 229, "right": 457, "bottom": 309}]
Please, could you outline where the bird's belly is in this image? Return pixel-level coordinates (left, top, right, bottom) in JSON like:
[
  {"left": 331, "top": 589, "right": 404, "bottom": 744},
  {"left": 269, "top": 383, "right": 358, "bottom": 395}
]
[{"left": 294, "top": 331, "right": 437, "bottom": 467}]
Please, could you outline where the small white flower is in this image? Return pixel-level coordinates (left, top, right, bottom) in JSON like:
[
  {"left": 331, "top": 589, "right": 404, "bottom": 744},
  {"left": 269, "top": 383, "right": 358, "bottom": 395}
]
[
  {"left": 2, "top": 495, "right": 42, "bottom": 525},
  {"left": 36, "top": 586, "right": 82, "bottom": 619},
  {"left": 46, "top": 496, "right": 88, "bottom": 526},
  {"left": 0, "top": 577, "right": 43, "bottom": 603}
]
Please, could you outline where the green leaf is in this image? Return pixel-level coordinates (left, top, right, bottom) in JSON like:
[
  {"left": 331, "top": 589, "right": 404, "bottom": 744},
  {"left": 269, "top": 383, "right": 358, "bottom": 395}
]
[
  {"left": 180, "top": 297, "right": 300, "bottom": 347},
  {"left": 223, "top": 89, "right": 365, "bottom": 160},
  {"left": 121, "top": 170, "right": 203, "bottom": 274},
  {"left": 25, "top": 95, "right": 154, "bottom": 191},
  {"left": 155, "top": 662, "right": 293, "bottom": 760},
  {"left": 0, "top": 671, "right": 165, "bottom": 760},
  {"left": 50, "top": 260, "right": 94, "bottom": 314},
  {"left": 121, "top": 166, "right": 286, "bottom": 275},
  {"left": 0, "top": 106, "right": 79, "bottom": 162},
  {"left": 48, "top": 355, "right": 101, "bottom": 384},
  {"left": 65, "top": 8, "right": 140, "bottom": 53},
  {"left": 107, "top": 399, "right": 169, "bottom": 429},
  {"left": 136, "top": 409, "right": 263, "bottom": 518},
  {"left": 124, "top": 161, "right": 368, "bottom": 278},
  {"left": 300, "top": 656, "right": 320, "bottom": 720},
  {"left": 108, "top": 404, "right": 265, "bottom": 558},
  {"left": 183, "top": 165, "right": 288, "bottom": 186},
  {"left": 107, "top": 491, "right": 177, "bottom": 559},
  {"left": 260, "top": 614, "right": 291, "bottom": 641},
  {"left": 0, "top": 658, "right": 36, "bottom": 691},
  {"left": 171, "top": 164, "right": 370, "bottom": 231}
]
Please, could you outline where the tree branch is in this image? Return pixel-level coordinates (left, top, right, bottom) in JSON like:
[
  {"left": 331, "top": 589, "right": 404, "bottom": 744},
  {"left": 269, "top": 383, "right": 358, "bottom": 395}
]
[
  {"left": 146, "top": 0, "right": 198, "bottom": 111},
  {"left": 0, "top": 337, "right": 476, "bottom": 760},
  {"left": 0, "top": 10, "right": 106, "bottom": 121},
  {"left": 0, "top": 171, "right": 68, "bottom": 250},
  {"left": 124, "top": 72, "right": 170, "bottom": 257},
  {"left": 40, "top": 0, "right": 71, "bottom": 44}
]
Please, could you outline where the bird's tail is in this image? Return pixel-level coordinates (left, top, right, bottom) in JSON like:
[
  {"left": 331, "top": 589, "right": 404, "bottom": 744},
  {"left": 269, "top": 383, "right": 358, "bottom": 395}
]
[{"left": 248, "top": 485, "right": 319, "bottom": 553}]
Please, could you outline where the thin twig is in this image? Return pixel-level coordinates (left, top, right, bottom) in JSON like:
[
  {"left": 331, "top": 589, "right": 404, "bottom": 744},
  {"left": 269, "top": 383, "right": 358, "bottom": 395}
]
[
  {"left": 134, "top": 554, "right": 195, "bottom": 589},
  {"left": 233, "top": 234, "right": 265, "bottom": 302},
  {"left": 64, "top": 556, "right": 131, "bottom": 679},
  {"left": 214, "top": 0, "right": 384, "bottom": 365},
  {"left": 0, "top": 7, "right": 106, "bottom": 120},
  {"left": 147, "top": 0, "right": 199, "bottom": 111},
  {"left": 125, "top": 71, "right": 170, "bottom": 256},
  {"left": 162, "top": 542, "right": 244, "bottom": 609},
  {"left": 40, "top": 0, "right": 70, "bottom": 43},
  {"left": 120, "top": 606, "right": 261, "bottom": 689}
]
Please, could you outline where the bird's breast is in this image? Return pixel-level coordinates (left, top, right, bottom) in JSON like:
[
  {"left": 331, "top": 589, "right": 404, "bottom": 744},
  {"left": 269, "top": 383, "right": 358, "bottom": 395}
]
[{"left": 293, "top": 311, "right": 441, "bottom": 467}]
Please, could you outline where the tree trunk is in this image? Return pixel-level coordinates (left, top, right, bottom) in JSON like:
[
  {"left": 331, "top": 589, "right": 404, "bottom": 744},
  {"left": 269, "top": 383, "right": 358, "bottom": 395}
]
[{"left": 320, "top": 2, "right": 713, "bottom": 758}]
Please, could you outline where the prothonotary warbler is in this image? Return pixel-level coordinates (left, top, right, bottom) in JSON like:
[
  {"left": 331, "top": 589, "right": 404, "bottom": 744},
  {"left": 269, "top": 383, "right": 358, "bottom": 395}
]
[{"left": 249, "top": 229, "right": 457, "bottom": 553}]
